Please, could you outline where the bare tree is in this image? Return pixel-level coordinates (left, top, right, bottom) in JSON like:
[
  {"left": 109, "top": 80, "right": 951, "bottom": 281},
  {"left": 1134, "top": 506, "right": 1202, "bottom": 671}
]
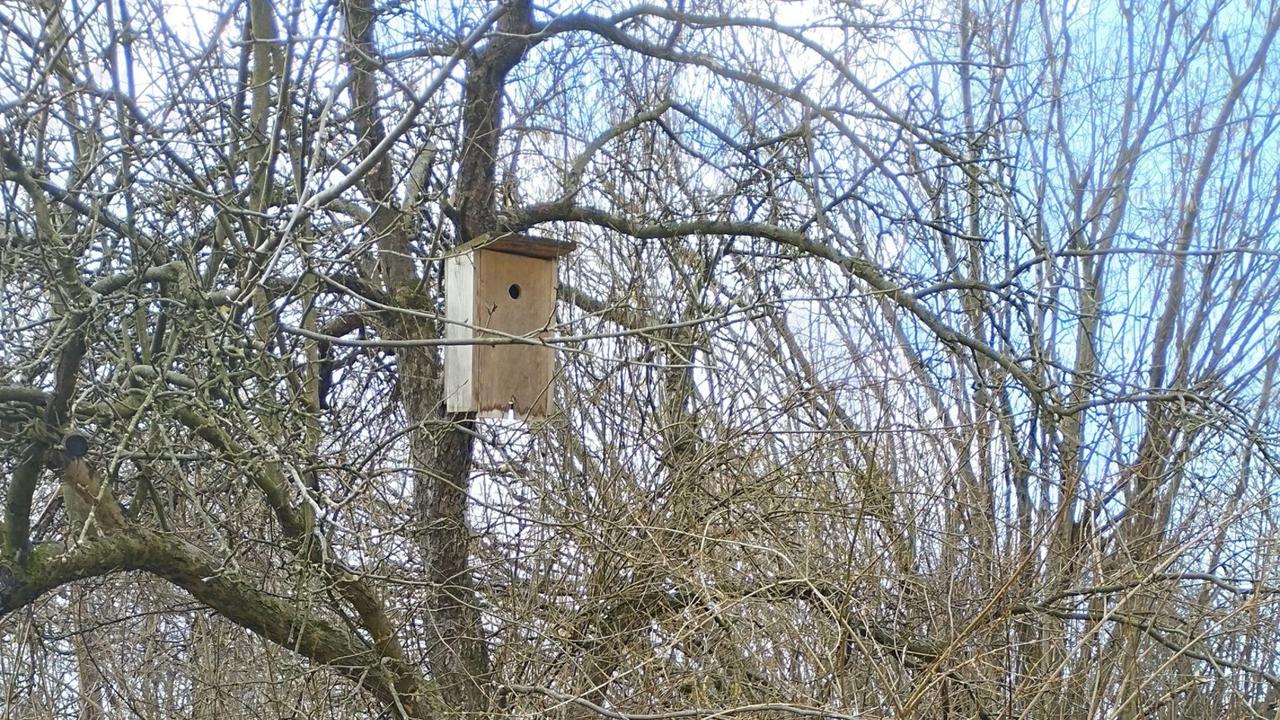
[{"left": 2, "top": 0, "right": 1280, "bottom": 718}]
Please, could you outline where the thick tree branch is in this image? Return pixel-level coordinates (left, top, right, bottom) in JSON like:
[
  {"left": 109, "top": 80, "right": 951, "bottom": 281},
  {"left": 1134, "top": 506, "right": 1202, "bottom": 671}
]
[
  {"left": 5, "top": 331, "right": 85, "bottom": 560},
  {"left": 510, "top": 203, "right": 1050, "bottom": 402},
  {"left": 0, "top": 528, "right": 439, "bottom": 718}
]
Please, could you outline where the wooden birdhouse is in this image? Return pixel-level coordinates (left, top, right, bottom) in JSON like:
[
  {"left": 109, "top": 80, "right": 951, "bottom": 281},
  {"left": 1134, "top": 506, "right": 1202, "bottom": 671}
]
[{"left": 444, "top": 234, "right": 576, "bottom": 418}]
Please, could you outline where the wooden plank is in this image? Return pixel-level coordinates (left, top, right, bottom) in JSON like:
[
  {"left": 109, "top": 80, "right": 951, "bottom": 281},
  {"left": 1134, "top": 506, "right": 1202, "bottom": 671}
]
[
  {"left": 443, "top": 252, "right": 476, "bottom": 413},
  {"left": 472, "top": 250, "right": 556, "bottom": 417},
  {"left": 455, "top": 233, "right": 577, "bottom": 260}
]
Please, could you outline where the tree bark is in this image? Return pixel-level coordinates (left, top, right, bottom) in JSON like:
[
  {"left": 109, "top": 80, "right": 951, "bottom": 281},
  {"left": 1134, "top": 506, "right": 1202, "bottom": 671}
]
[{"left": 342, "top": 0, "right": 537, "bottom": 713}]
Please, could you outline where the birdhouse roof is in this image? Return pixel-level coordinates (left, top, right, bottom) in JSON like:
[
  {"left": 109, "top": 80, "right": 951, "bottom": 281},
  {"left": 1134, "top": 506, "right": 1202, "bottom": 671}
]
[{"left": 452, "top": 233, "right": 577, "bottom": 260}]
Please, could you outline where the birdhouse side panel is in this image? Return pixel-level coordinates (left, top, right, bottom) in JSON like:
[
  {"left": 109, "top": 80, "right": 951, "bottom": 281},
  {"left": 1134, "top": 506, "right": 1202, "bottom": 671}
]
[
  {"left": 472, "top": 250, "right": 556, "bottom": 417},
  {"left": 444, "top": 251, "right": 477, "bottom": 413}
]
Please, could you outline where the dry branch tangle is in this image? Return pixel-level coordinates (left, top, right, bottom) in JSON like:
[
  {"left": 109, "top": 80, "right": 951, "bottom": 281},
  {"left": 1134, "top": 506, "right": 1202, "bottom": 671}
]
[{"left": 1, "top": 0, "right": 1279, "bottom": 718}]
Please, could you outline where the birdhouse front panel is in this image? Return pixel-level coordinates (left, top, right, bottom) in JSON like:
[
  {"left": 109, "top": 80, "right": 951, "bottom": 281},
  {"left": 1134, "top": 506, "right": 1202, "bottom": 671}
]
[{"left": 444, "top": 248, "right": 557, "bottom": 417}]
